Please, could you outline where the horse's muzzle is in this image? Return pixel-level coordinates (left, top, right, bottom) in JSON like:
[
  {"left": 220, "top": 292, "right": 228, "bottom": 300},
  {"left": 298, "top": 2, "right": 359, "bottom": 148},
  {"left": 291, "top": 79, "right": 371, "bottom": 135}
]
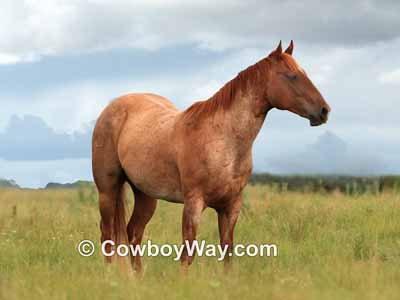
[{"left": 309, "top": 106, "right": 330, "bottom": 126}]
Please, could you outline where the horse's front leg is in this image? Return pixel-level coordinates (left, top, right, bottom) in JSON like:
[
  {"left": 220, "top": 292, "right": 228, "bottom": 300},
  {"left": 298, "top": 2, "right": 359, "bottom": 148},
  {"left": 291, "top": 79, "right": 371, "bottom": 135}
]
[
  {"left": 217, "top": 194, "right": 242, "bottom": 271},
  {"left": 180, "top": 194, "right": 205, "bottom": 274}
]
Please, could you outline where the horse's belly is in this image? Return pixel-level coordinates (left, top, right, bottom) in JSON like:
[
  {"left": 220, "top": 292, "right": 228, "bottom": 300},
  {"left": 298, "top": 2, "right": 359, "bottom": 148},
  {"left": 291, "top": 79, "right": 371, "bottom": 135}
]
[
  {"left": 118, "top": 138, "right": 182, "bottom": 201},
  {"left": 119, "top": 135, "right": 183, "bottom": 203},
  {"left": 135, "top": 178, "right": 183, "bottom": 203}
]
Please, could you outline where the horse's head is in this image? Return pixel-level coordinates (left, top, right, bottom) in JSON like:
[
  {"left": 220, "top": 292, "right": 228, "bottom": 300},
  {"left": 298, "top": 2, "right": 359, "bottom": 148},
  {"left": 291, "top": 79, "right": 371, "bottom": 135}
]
[{"left": 266, "top": 41, "right": 331, "bottom": 126}]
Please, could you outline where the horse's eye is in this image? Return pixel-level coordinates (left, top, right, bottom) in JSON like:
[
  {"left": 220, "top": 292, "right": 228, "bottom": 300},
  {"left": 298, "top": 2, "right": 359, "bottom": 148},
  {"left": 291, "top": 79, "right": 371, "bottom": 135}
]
[{"left": 286, "top": 74, "right": 298, "bottom": 81}]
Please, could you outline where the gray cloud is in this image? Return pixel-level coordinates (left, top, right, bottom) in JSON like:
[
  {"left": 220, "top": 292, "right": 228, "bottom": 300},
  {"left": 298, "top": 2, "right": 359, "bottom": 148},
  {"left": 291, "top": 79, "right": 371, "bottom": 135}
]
[
  {"left": 0, "top": 115, "right": 92, "bottom": 160},
  {"left": 263, "top": 131, "right": 398, "bottom": 175},
  {"left": 1, "top": 0, "right": 400, "bottom": 63}
]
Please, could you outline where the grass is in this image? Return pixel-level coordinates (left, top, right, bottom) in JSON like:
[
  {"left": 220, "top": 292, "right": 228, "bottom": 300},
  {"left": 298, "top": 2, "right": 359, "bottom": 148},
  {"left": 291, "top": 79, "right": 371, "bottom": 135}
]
[{"left": 0, "top": 185, "right": 400, "bottom": 299}]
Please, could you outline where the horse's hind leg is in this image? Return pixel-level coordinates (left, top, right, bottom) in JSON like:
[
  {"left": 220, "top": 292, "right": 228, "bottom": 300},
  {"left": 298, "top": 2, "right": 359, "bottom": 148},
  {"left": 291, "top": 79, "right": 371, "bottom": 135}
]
[
  {"left": 98, "top": 180, "right": 125, "bottom": 263},
  {"left": 92, "top": 103, "right": 130, "bottom": 264},
  {"left": 93, "top": 138, "right": 126, "bottom": 263},
  {"left": 127, "top": 187, "right": 157, "bottom": 272}
]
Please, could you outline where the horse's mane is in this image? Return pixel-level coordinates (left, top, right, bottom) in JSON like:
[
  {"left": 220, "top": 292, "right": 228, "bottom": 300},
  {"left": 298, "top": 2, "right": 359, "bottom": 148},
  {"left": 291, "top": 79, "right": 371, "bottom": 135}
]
[{"left": 182, "top": 57, "right": 270, "bottom": 121}]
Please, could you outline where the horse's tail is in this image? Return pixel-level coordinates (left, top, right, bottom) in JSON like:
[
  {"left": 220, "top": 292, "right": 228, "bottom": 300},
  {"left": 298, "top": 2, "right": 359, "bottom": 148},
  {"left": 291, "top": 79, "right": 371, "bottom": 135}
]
[{"left": 112, "top": 183, "right": 128, "bottom": 267}]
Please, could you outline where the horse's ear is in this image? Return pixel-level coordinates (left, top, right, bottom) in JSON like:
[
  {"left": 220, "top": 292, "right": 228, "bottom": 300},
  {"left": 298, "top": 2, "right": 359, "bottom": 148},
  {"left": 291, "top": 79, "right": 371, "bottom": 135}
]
[
  {"left": 269, "top": 40, "right": 283, "bottom": 59},
  {"left": 284, "top": 40, "right": 294, "bottom": 55}
]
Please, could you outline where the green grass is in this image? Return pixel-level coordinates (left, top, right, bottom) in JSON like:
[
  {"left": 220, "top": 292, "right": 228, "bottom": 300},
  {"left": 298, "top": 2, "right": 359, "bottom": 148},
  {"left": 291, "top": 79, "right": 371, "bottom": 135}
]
[{"left": 1, "top": 186, "right": 400, "bottom": 299}]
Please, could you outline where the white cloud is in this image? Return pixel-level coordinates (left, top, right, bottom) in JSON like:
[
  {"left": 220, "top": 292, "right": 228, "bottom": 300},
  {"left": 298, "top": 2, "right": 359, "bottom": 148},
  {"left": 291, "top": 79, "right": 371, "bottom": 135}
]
[
  {"left": 0, "top": 53, "right": 22, "bottom": 64},
  {"left": 378, "top": 69, "right": 400, "bottom": 84},
  {"left": 0, "top": 52, "right": 39, "bottom": 64}
]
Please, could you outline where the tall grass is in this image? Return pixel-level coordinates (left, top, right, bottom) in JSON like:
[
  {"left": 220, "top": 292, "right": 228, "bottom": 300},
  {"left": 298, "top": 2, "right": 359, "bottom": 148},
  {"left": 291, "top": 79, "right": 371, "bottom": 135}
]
[{"left": 1, "top": 186, "right": 400, "bottom": 300}]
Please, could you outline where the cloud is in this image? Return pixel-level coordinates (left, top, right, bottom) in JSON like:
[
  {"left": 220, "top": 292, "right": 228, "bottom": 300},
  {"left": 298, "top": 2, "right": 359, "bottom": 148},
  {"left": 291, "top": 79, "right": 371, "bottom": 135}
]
[
  {"left": 265, "top": 131, "right": 394, "bottom": 175},
  {"left": 0, "top": 115, "right": 92, "bottom": 160},
  {"left": 0, "top": 53, "right": 39, "bottom": 65},
  {"left": 1, "top": 0, "right": 400, "bottom": 64},
  {"left": 378, "top": 68, "right": 400, "bottom": 84}
]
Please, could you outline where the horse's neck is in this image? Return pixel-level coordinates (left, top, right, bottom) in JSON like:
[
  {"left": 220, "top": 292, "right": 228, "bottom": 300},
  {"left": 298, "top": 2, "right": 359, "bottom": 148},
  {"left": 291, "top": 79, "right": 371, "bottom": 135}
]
[
  {"left": 219, "top": 93, "right": 268, "bottom": 157},
  {"left": 185, "top": 61, "right": 271, "bottom": 158},
  {"left": 216, "top": 61, "right": 271, "bottom": 155}
]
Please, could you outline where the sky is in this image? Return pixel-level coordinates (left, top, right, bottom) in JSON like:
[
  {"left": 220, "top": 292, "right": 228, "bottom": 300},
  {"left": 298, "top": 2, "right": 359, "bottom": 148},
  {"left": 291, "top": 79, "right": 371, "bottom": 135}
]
[{"left": 0, "top": 0, "right": 399, "bottom": 188}]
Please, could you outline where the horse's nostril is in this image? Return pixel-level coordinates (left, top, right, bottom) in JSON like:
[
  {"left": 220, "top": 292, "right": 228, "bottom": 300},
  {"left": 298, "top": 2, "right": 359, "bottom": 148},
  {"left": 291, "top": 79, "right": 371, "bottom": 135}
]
[{"left": 320, "top": 107, "right": 329, "bottom": 119}]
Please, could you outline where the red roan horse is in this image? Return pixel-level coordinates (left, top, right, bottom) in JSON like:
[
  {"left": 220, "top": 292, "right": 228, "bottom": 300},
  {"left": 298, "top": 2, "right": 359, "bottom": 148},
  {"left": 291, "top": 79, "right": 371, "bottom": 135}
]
[{"left": 92, "top": 41, "right": 331, "bottom": 273}]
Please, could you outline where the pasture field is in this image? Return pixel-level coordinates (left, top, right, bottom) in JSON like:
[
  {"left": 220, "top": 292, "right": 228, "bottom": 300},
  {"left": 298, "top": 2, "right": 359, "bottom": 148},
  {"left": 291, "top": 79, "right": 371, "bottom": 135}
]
[{"left": 1, "top": 185, "right": 400, "bottom": 300}]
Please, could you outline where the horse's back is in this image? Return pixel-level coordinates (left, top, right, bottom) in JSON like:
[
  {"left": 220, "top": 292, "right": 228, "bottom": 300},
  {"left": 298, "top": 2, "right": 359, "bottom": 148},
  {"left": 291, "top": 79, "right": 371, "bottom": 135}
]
[
  {"left": 93, "top": 93, "right": 177, "bottom": 147},
  {"left": 115, "top": 93, "right": 178, "bottom": 113}
]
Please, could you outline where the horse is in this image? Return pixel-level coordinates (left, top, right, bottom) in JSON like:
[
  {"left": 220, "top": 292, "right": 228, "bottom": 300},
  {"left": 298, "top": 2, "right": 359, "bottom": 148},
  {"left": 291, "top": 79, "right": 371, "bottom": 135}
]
[{"left": 92, "top": 41, "right": 331, "bottom": 273}]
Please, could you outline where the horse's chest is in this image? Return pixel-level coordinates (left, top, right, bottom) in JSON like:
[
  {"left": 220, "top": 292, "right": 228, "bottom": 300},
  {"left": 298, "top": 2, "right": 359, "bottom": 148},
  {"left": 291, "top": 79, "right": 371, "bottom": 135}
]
[{"left": 203, "top": 158, "right": 252, "bottom": 203}]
